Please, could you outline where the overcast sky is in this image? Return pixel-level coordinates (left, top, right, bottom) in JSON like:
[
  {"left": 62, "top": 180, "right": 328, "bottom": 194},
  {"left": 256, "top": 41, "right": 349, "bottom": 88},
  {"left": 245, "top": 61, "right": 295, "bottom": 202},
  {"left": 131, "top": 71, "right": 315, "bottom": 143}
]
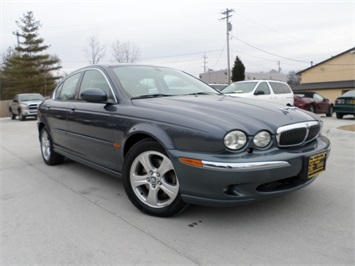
[{"left": 1, "top": 0, "right": 354, "bottom": 77}]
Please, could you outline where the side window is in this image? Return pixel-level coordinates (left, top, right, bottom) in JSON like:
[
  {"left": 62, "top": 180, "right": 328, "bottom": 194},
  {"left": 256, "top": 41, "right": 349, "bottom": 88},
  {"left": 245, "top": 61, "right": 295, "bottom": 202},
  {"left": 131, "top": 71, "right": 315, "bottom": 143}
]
[
  {"left": 255, "top": 82, "right": 270, "bottom": 95},
  {"left": 281, "top": 83, "right": 292, "bottom": 93},
  {"left": 269, "top": 82, "right": 283, "bottom": 94},
  {"left": 314, "top": 93, "right": 323, "bottom": 101},
  {"left": 79, "top": 70, "right": 114, "bottom": 100},
  {"left": 56, "top": 73, "right": 81, "bottom": 100}
]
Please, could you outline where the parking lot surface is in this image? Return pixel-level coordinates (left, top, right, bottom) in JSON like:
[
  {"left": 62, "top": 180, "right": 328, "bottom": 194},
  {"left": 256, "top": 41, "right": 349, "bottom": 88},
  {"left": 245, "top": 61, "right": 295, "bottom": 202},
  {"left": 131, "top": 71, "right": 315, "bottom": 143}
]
[{"left": 1, "top": 115, "right": 354, "bottom": 265}]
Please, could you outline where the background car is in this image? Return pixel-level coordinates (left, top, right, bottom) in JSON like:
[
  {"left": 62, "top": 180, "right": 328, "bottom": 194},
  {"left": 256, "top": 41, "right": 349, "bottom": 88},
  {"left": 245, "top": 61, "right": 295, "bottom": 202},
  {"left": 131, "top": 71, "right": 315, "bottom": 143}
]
[
  {"left": 334, "top": 90, "right": 355, "bottom": 119},
  {"left": 222, "top": 80, "right": 294, "bottom": 106},
  {"left": 294, "top": 92, "right": 334, "bottom": 117},
  {"left": 208, "top": 83, "right": 228, "bottom": 90},
  {"left": 37, "top": 65, "right": 330, "bottom": 217},
  {"left": 9, "top": 93, "right": 44, "bottom": 121}
]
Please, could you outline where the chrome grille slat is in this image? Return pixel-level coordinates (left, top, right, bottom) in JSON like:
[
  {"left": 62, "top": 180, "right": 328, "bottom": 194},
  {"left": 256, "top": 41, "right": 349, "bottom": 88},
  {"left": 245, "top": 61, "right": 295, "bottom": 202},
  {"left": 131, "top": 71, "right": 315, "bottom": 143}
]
[{"left": 276, "top": 121, "right": 321, "bottom": 147}]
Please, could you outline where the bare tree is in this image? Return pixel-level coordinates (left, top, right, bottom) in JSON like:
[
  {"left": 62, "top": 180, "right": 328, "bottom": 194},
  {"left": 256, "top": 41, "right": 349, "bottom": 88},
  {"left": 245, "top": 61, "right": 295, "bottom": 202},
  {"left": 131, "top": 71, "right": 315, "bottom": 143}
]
[
  {"left": 83, "top": 35, "right": 106, "bottom": 64},
  {"left": 112, "top": 40, "right": 140, "bottom": 63}
]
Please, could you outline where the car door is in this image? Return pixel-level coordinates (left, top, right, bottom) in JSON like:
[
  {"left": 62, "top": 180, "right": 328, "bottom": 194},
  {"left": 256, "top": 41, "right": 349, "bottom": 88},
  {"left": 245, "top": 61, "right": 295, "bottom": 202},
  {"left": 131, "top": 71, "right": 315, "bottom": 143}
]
[
  {"left": 313, "top": 93, "right": 328, "bottom": 113},
  {"left": 43, "top": 72, "right": 82, "bottom": 151},
  {"left": 66, "top": 69, "right": 118, "bottom": 170}
]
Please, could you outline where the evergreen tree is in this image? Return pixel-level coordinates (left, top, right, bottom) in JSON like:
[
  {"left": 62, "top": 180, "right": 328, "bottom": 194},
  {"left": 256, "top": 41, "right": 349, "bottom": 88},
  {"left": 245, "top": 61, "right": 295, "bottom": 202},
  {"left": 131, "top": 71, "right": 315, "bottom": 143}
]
[
  {"left": 231, "top": 56, "right": 245, "bottom": 82},
  {"left": 1, "top": 11, "right": 62, "bottom": 99}
]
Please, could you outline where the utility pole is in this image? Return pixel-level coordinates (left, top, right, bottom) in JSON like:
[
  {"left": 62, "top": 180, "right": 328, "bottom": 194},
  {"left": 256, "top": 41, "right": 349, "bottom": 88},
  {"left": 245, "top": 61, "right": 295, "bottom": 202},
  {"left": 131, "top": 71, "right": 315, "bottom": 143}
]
[
  {"left": 277, "top": 61, "right": 281, "bottom": 73},
  {"left": 203, "top": 53, "right": 208, "bottom": 73},
  {"left": 220, "top": 8, "right": 234, "bottom": 84}
]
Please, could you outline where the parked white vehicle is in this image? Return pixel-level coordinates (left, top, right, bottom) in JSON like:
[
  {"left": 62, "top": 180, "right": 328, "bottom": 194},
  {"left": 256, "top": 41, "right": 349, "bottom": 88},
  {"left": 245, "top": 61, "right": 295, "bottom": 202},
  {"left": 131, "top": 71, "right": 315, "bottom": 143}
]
[{"left": 222, "top": 80, "right": 294, "bottom": 106}]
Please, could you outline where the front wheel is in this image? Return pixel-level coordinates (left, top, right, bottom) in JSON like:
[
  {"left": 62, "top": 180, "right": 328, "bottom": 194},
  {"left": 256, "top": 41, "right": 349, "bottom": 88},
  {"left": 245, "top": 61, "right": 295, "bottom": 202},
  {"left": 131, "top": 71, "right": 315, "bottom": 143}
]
[
  {"left": 326, "top": 106, "right": 334, "bottom": 117},
  {"left": 336, "top": 112, "right": 343, "bottom": 119},
  {"left": 309, "top": 105, "right": 315, "bottom": 113},
  {"left": 40, "top": 127, "right": 65, "bottom": 165},
  {"left": 122, "top": 139, "right": 186, "bottom": 217},
  {"left": 19, "top": 112, "right": 26, "bottom": 121}
]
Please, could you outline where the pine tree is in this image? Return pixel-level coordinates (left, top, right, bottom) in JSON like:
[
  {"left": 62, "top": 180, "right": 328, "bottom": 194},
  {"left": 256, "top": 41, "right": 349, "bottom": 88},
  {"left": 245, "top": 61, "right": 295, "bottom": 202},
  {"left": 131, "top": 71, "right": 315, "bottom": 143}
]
[
  {"left": 1, "top": 11, "right": 62, "bottom": 99},
  {"left": 231, "top": 56, "right": 245, "bottom": 82}
]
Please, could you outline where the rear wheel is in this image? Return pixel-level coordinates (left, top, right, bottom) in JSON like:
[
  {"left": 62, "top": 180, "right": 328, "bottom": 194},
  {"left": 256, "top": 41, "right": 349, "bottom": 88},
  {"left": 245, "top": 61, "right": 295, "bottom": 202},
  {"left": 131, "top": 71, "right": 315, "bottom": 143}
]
[
  {"left": 122, "top": 139, "right": 186, "bottom": 217},
  {"left": 9, "top": 108, "right": 16, "bottom": 120},
  {"left": 40, "top": 127, "right": 64, "bottom": 165}
]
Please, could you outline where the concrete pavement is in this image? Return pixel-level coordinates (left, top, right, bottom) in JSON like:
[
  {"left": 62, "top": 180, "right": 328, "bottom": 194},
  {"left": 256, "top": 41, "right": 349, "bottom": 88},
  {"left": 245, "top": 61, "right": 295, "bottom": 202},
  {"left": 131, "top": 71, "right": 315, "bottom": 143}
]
[{"left": 1, "top": 116, "right": 354, "bottom": 265}]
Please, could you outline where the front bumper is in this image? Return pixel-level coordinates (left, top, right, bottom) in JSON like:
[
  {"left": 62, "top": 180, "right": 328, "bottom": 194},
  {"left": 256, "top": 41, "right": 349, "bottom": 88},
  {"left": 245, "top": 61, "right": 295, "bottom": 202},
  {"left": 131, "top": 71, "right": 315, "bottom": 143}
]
[
  {"left": 334, "top": 105, "right": 355, "bottom": 114},
  {"left": 21, "top": 109, "right": 38, "bottom": 116},
  {"left": 168, "top": 135, "right": 330, "bottom": 207}
]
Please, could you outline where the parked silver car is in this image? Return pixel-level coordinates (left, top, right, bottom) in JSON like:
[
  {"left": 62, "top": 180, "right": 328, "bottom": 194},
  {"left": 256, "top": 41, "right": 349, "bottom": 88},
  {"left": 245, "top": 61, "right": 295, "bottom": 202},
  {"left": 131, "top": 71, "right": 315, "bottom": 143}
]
[{"left": 9, "top": 93, "right": 44, "bottom": 121}]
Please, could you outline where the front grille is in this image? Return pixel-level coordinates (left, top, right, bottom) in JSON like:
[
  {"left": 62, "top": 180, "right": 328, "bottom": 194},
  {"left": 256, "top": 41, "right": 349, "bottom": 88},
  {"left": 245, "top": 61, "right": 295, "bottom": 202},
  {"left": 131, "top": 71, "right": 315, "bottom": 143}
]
[
  {"left": 276, "top": 121, "right": 321, "bottom": 147},
  {"left": 28, "top": 104, "right": 38, "bottom": 110}
]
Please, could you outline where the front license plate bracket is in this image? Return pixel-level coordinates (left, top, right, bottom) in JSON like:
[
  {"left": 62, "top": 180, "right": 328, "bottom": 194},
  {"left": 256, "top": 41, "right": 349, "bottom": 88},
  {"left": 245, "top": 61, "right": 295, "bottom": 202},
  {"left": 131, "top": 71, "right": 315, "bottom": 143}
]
[{"left": 307, "top": 152, "right": 327, "bottom": 179}]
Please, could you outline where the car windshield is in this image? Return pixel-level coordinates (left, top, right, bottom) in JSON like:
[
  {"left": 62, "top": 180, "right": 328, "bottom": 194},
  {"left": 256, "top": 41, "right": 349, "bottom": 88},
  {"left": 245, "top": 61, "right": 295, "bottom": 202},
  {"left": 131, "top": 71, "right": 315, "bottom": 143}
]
[
  {"left": 341, "top": 90, "right": 355, "bottom": 97},
  {"left": 19, "top": 94, "right": 44, "bottom": 101},
  {"left": 222, "top": 82, "right": 258, "bottom": 94},
  {"left": 111, "top": 65, "right": 220, "bottom": 98}
]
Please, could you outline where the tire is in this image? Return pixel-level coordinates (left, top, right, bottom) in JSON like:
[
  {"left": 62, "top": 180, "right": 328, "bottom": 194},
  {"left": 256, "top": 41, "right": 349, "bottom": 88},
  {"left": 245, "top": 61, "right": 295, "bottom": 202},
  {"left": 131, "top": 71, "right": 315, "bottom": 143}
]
[
  {"left": 19, "top": 112, "right": 26, "bottom": 121},
  {"left": 309, "top": 105, "right": 315, "bottom": 113},
  {"left": 9, "top": 107, "right": 16, "bottom": 120},
  {"left": 40, "top": 127, "right": 65, "bottom": 165},
  {"left": 122, "top": 139, "right": 186, "bottom": 217},
  {"left": 336, "top": 112, "right": 343, "bottom": 119},
  {"left": 326, "top": 106, "right": 334, "bottom": 117}
]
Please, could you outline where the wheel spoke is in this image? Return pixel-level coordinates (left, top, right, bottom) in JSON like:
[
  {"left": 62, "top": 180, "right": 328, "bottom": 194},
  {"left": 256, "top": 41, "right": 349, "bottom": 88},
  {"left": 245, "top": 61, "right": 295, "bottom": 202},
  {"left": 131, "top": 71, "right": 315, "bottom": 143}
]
[
  {"left": 158, "top": 157, "right": 174, "bottom": 176},
  {"left": 130, "top": 172, "right": 149, "bottom": 188},
  {"left": 138, "top": 152, "right": 155, "bottom": 173},
  {"left": 146, "top": 187, "right": 159, "bottom": 206},
  {"left": 160, "top": 180, "right": 179, "bottom": 199}
]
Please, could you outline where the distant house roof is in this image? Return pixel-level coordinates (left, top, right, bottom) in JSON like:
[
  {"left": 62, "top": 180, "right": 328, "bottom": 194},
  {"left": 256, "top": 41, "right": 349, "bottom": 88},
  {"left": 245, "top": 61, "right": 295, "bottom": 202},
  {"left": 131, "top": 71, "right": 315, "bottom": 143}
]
[
  {"left": 293, "top": 80, "right": 355, "bottom": 91},
  {"left": 297, "top": 47, "right": 355, "bottom": 75}
]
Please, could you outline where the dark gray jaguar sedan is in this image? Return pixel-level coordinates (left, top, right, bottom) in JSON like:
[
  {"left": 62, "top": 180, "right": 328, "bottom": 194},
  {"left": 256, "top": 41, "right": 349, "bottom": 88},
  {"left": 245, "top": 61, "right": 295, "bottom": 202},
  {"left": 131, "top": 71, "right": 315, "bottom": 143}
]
[{"left": 38, "top": 64, "right": 330, "bottom": 217}]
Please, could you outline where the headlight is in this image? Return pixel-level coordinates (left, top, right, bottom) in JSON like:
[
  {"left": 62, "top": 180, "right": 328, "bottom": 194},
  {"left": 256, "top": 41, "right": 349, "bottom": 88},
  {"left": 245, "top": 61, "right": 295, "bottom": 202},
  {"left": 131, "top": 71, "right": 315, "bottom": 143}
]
[
  {"left": 224, "top": 130, "right": 247, "bottom": 150},
  {"left": 253, "top": 131, "right": 271, "bottom": 148},
  {"left": 20, "top": 103, "right": 29, "bottom": 110}
]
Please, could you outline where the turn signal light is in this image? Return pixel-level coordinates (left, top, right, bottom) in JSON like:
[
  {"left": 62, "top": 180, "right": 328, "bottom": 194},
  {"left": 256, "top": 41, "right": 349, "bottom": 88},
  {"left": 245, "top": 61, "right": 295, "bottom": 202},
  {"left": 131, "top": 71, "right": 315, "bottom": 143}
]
[{"left": 179, "top": 157, "right": 203, "bottom": 167}]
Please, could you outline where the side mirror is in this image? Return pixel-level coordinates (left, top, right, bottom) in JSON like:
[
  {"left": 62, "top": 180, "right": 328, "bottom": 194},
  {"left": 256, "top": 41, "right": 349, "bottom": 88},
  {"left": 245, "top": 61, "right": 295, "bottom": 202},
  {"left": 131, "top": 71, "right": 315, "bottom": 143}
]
[
  {"left": 13, "top": 99, "right": 18, "bottom": 103},
  {"left": 81, "top": 88, "right": 108, "bottom": 103},
  {"left": 255, "top": 91, "right": 265, "bottom": 96}
]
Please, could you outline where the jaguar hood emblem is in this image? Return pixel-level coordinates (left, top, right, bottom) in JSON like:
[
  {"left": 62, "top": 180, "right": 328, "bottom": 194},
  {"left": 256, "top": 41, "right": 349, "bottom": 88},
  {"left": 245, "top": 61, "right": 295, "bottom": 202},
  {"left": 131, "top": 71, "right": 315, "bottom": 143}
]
[{"left": 277, "top": 106, "right": 299, "bottom": 115}]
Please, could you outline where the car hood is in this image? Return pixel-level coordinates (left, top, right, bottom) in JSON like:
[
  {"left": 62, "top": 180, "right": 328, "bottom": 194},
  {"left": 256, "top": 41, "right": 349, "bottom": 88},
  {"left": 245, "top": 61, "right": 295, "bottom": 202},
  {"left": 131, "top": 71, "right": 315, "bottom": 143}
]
[
  {"left": 131, "top": 94, "right": 320, "bottom": 134},
  {"left": 20, "top": 100, "right": 43, "bottom": 105}
]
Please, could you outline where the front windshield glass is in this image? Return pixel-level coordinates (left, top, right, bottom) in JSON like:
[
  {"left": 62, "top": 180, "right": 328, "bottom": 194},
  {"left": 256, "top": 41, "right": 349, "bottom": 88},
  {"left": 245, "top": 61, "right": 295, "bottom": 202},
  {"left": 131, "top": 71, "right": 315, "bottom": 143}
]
[
  {"left": 19, "top": 94, "right": 44, "bottom": 101},
  {"left": 111, "top": 65, "right": 220, "bottom": 98},
  {"left": 222, "top": 82, "right": 258, "bottom": 94}
]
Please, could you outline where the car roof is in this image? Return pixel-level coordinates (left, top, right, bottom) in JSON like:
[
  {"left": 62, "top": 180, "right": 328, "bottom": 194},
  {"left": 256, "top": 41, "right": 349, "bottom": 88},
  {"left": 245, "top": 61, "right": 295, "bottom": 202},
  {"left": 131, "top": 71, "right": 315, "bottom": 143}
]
[{"left": 236, "top": 80, "right": 287, "bottom": 84}]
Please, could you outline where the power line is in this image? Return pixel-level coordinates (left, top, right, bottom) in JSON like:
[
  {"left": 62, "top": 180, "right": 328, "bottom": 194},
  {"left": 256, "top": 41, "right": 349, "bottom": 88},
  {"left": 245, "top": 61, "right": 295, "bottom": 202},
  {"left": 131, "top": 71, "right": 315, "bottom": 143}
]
[{"left": 231, "top": 34, "right": 310, "bottom": 64}]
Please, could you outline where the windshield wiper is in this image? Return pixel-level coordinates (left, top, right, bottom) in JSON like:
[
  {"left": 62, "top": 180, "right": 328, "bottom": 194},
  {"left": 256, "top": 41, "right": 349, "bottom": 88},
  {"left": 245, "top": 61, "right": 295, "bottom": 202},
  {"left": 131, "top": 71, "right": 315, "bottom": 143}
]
[
  {"left": 184, "top": 92, "right": 218, "bottom": 96},
  {"left": 131, "top": 93, "right": 172, "bottom": 99}
]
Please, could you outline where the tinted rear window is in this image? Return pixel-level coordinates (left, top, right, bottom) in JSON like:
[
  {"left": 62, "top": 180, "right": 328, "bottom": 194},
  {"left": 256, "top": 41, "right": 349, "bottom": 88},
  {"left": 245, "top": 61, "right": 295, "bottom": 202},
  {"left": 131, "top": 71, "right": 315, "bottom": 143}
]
[{"left": 269, "top": 82, "right": 292, "bottom": 94}]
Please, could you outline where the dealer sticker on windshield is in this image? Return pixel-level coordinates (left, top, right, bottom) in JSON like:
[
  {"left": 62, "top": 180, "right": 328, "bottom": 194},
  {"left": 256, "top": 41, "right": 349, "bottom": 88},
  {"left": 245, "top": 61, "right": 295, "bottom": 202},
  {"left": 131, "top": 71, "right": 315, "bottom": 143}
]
[{"left": 307, "top": 152, "right": 327, "bottom": 179}]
